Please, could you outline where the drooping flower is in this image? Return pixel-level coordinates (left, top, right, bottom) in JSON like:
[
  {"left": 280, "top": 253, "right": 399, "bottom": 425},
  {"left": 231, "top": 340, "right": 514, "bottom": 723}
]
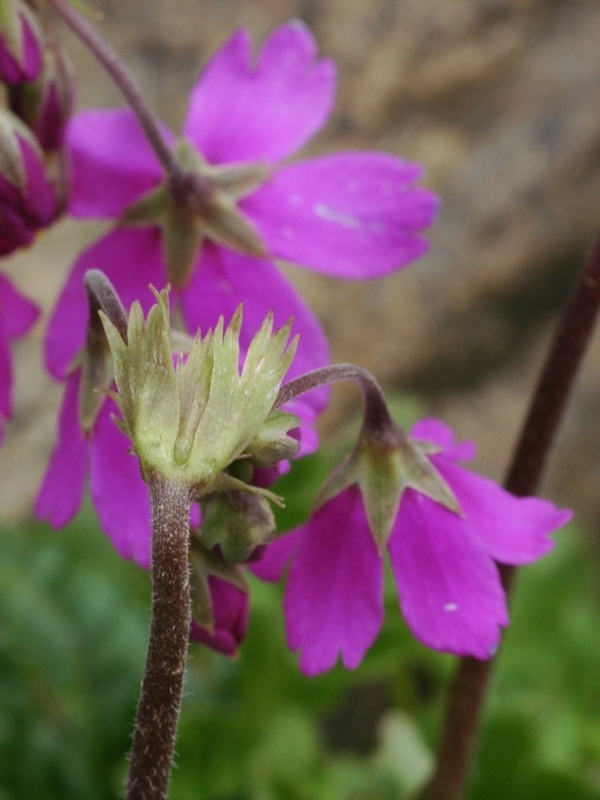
[
  {"left": 45, "top": 20, "right": 439, "bottom": 430},
  {"left": 0, "top": 272, "right": 38, "bottom": 444},
  {"left": 252, "top": 419, "right": 573, "bottom": 676},
  {"left": 0, "top": 109, "right": 58, "bottom": 256}
]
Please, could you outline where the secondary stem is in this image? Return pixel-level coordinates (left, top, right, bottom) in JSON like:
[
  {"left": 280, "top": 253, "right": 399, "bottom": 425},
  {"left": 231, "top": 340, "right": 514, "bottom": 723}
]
[
  {"left": 46, "top": 0, "right": 182, "bottom": 178},
  {"left": 422, "top": 233, "right": 600, "bottom": 800},
  {"left": 277, "top": 363, "right": 398, "bottom": 438},
  {"left": 126, "top": 474, "right": 192, "bottom": 800}
]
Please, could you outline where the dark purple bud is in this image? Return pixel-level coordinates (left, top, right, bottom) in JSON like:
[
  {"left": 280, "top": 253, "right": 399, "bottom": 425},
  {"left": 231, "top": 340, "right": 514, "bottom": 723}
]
[
  {"left": 10, "top": 38, "right": 75, "bottom": 150},
  {"left": 0, "top": 0, "right": 44, "bottom": 84},
  {"left": 0, "top": 108, "right": 58, "bottom": 255},
  {"left": 189, "top": 576, "right": 249, "bottom": 657}
]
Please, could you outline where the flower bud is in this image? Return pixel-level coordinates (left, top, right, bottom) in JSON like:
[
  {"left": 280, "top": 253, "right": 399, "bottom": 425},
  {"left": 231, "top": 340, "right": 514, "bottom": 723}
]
[
  {"left": 0, "top": 107, "right": 57, "bottom": 255},
  {"left": 10, "top": 37, "right": 75, "bottom": 150},
  {"left": 189, "top": 534, "right": 249, "bottom": 656},
  {"left": 201, "top": 490, "right": 277, "bottom": 564},
  {"left": 0, "top": 0, "right": 43, "bottom": 84}
]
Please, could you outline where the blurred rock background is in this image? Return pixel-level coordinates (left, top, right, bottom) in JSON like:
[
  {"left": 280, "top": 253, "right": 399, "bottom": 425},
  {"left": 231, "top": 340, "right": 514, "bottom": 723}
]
[{"left": 3, "top": 0, "right": 600, "bottom": 521}]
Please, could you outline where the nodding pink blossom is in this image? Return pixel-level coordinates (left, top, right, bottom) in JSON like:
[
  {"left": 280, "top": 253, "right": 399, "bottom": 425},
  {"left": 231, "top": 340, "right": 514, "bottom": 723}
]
[
  {"left": 0, "top": 273, "right": 38, "bottom": 444},
  {"left": 45, "top": 20, "right": 439, "bottom": 433},
  {"left": 252, "top": 419, "right": 573, "bottom": 676}
]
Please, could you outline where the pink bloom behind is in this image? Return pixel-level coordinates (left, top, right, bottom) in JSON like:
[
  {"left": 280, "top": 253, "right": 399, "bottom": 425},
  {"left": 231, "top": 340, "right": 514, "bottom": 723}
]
[
  {"left": 0, "top": 274, "right": 38, "bottom": 444},
  {"left": 46, "top": 19, "right": 439, "bottom": 413},
  {"left": 257, "top": 419, "right": 573, "bottom": 676}
]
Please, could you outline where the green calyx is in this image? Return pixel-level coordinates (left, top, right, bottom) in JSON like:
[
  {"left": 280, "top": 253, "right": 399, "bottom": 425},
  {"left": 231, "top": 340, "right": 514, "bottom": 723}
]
[
  {"left": 121, "top": 139, "right": 270, "bottom": 288},
  {"left": 315, "top": 423, "right": 461, "bottom": 554},
  {"left": 100, "top": 287, "right": 298, "bottom": 493},
  {"left": 201, "top": 490, "right": 276, "bottom": 564}
]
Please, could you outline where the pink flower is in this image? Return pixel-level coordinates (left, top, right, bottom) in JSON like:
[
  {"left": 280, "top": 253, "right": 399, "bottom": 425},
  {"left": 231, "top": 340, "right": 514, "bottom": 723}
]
[
  {"left": 0, "top": 273, "right": 38, "bottom": 443},
  {"left": 252, "top": 419, "right": 573, "bottom": 676},
  {"left": 45, "top": 20, "right": 439, "bottom": 419},
  {"left": 36, "top": 369, "right": 153, "bottom": 566}
]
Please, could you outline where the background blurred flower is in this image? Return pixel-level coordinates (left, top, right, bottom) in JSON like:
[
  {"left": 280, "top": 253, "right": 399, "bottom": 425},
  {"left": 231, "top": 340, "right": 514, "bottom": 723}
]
[
  {"left": 0, "top": 272, "right": 38, "bottom": 444},
  {"left": 45, "top": 20, "right": 439, "bottom": 442}
]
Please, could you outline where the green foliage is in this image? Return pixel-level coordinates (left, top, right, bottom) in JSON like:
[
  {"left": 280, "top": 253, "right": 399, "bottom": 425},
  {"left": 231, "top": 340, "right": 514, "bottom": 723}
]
[{"left": 1, "top": 400, "right": 600, "bottom": 798}]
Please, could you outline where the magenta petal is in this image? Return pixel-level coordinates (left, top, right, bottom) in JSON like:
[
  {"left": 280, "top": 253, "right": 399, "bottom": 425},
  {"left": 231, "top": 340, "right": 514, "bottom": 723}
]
[
  {"left": 0, "top": 273, "right": 38, "bottom": 338},
  {"left": 89, "top": 398, "right": 152, "bottom": 569},
  {"left": 45, "top": 227, "right": 166, "bottom": 379},
  {"left": 389, "top": 492, "right": 508, "bottom": 659},
  {"left": 410, "top": 418, "right": 477, "bottom": 462},
  {"left": 35, "top": 371, "right": 88, "bottom": 528},
  {"left": 179, "top": 243, "right": 330, "bottom": 412},
  {"left": 249, "top": 528, "right": 304, "bottom": 582},
  {"left": 432, "top": 457, "right": 572, "bottom": 565},
  {"left": 284, "top": 488, "right": 384, "bottom": 676},
  {"left": 184, "top": 22, "right": 335, "bottom": 165},
  {"left": 67, "top": 110, "right": 168, "bottom": 218},
  {"left": 190, "top": 577, "right": 249, "bottom": 657},
  {"left": 243, "top": 152, "right": 439, "bottom": 278}
]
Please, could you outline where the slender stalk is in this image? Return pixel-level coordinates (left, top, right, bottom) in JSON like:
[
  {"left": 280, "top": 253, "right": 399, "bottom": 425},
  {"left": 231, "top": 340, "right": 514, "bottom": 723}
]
[
  {"left": 126, "top": 473, "right": 192, "bottom": 800},
  {"left": 422, "top": 233, "right": 600, "bottom": 800},
  {"left": 277, "top": 363, "right": 397, "bottom": 438},
  {"left": 46, "top": 0, "right": 182, "bottom": 178}
]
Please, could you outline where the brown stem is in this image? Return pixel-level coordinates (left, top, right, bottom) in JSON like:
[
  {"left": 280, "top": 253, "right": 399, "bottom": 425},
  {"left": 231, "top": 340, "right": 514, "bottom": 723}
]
[
  {"left": 46, "top": 0, "right": 182, "bottom": 178},
  {"left": 277, "top": 363, "right": 398, "bottom": 439},
  {"left": 126, "top": 474, "right": 192, "bottom": 800},
  {"left": 422, "top": 234, "right": 600, "bottom": 800}
]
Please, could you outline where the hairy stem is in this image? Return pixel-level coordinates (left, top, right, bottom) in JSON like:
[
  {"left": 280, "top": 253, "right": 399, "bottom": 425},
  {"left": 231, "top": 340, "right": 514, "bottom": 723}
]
[
  {"left": 47, "top": 0, "right": 182, "bottom": 178},
  {"left": 126, "top": 474, "right": 191, "bottom": 800},
  {"left": 422, "top": 233, "right": 600, "bottom": 800},
  {"left": 277, "top": 363, "right": 398, "bottom": 439}
]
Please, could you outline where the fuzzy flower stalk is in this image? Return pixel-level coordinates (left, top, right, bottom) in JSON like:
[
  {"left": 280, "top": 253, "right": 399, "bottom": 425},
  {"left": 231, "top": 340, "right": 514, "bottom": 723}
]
[{"left": 93, "top": 271, "right": 298, "bottom": 800}]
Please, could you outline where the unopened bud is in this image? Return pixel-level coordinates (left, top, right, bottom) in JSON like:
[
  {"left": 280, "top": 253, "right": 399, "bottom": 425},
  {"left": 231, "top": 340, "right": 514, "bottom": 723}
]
[
  {"left": 0, "top": 0, "right": 44, "bottom": 84},
  {"left": 10, "top": 37, "right": 75, "bottom": 150},
  {"left": 201, "top": 491, "right": 276, "bottom": 564},
  {"left": 0, "top": 107, "right": 57, "bottom": 255}
]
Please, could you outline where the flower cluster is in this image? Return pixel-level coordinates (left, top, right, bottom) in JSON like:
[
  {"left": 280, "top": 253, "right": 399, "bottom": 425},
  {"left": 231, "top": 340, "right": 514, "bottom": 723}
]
[
  {"left": 10, "top": 16, "right": 572, "bottom": 671},
  {"left": 38, "top": 21, "right": 438, "bottom": 574},
  {"left": 0, "top": 0, "right": 74, "bottom": 446}
]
